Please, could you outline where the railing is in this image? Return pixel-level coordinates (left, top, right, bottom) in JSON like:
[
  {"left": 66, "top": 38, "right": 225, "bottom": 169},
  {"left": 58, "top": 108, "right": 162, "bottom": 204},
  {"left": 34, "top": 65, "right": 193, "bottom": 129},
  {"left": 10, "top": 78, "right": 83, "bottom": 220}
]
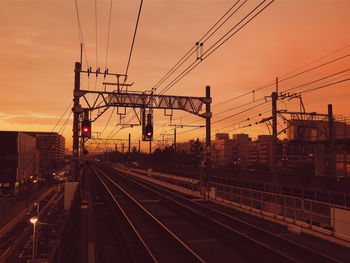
[
  {"left": 210, "top": 182, "right": 350, "bottom": 242},
  {"left": 120, "top": 167, "right": 350, "bottom": 244},
  {"left": 212, "top": 176, "right": 350, "bottom": 208}
]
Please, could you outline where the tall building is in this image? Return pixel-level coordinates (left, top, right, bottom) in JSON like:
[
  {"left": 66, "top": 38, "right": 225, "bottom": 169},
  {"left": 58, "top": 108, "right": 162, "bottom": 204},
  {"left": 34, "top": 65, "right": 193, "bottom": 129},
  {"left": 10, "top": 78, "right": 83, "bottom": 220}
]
[
  {"left": 26, "top": 132, "right": 65, "bottom": 172},
  {"left": 257, "top": 135, "right": 273, "bottom": 170},
  {"left": 0, "top": 131, "right": 37, "bottom": 195},
  {"left": 212, "top": 133, "right": 234, "bottom": 167},
  {"left": 287, "top": 118, "right": 350, "bottom": 176},
  {"left": 232, "top": 134, "right": 250, "bottom": 168},
  {"left": 287, "top": 119, "right": 350, "bottom": 141}
]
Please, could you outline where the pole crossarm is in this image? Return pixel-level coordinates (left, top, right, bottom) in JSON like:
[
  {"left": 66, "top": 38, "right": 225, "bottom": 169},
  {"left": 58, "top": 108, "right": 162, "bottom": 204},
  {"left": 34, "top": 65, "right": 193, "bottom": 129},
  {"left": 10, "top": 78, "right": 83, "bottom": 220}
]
[
  {"left": 277, "top": 110, "right": 328, "bottom": 117},
  {"left": 75, "top": 89, "right": 211, "bottom": 118}
]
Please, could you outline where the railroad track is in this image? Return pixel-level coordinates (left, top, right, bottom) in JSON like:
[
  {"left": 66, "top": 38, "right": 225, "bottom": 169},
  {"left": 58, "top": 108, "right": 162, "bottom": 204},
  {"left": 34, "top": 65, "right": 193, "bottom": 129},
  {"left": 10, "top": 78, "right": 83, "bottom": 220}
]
[
  {"left": 96, "top": 164, "right": 346, "bottom": 263},
  {"left": 93, "top": 165, "right": 338, "bottom": 263},
  {"left": 93, "top": 166, "right": 206, "bottom": 263},
  {"left": 1, "top": 190, "right": 63, "bottom": 263}
]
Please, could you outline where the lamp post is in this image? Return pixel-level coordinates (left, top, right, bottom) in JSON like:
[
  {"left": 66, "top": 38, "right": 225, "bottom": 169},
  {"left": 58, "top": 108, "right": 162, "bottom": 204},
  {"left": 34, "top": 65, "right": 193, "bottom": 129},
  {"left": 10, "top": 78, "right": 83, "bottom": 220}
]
[
  {"left": 30, "top": 217, "right": 38, "bottom": 261},
  {"left": 34, "top": 202, "right": 39, "bottom": 216}
]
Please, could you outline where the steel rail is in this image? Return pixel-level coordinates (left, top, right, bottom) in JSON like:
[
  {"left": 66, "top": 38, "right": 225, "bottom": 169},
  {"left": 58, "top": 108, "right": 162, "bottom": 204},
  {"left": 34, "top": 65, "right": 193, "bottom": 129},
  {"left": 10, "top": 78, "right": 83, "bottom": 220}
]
[
  {"left": 114, "top": 168, "right": 343, "bottom": 263},
  {"left": 93, "top": 167, "right": 158, "bottom": 263},
  {"left": 93, "top": 166, "right": 206, "bottom": 263}
]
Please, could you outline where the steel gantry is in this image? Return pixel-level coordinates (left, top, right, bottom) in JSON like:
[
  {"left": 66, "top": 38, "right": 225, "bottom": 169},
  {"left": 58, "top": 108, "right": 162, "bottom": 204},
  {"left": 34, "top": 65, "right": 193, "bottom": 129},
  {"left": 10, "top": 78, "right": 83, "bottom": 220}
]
[{"left": 72, "top": 62, "right": 212, "bottom": 182}]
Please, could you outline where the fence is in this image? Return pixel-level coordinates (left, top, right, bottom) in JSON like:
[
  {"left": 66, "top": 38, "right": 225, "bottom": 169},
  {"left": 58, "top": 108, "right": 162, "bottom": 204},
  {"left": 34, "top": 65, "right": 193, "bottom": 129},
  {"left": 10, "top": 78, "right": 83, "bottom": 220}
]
[
  {"left": 210, "top": 182, "right": 350, "bottom": 242},
  {"left": 121, "top": 167, "right": 350, "bottom": 244}
]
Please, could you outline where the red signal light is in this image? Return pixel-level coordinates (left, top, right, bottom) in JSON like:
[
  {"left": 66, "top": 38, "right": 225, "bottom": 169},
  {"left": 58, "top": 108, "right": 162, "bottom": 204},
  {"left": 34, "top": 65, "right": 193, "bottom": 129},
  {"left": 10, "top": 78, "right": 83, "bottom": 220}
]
[
  {"left": 81, "top": 120, "right": 92, "bottom": 138},
  {"left": 143, "top": 123, "right": 153, "bottom": 141}
]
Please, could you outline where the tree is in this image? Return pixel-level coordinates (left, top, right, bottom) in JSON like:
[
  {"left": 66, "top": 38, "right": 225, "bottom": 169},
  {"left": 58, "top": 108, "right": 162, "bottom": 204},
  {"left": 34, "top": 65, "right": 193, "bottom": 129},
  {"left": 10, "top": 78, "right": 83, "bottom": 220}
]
[{"left": 190, "top": 138, "right": 203, "bottom": 167}]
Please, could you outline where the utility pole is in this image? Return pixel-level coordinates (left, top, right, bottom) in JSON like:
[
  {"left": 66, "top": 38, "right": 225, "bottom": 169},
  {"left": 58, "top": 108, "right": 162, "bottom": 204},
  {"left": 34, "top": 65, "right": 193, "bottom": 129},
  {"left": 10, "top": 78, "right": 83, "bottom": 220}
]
[
  {"left": 138, "top": 140, "right": 141, "bottom": 152},
  {"left": 72, "top": 62, "right": 81, "bottom": 181},
  {"left": 271, "top": 90, "right": 278, "bottom": 183},
  {"left": 328, "top": 104, "right": 335, "bottom": 191},
  {"left": 149, "top": 140, "right": 152, "bottom": 168},
  {"left": 128, "top": 133, "right": 131, "bottom": 153},
  {"left": 174, "top": 127, "right": 177, "bottom": 151},
  {"left": 270, "top": 77, "right": 279, "bottom": 183},
  {"left": 204, "top": 85, "right": 212, "bottom": 197}
]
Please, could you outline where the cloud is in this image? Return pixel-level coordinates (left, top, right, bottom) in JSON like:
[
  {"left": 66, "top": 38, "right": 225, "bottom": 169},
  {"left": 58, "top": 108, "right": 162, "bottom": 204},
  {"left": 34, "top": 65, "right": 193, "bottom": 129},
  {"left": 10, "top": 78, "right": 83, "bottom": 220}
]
[{"left": 0, "top": 112, "right": 68, "bottom": 126}]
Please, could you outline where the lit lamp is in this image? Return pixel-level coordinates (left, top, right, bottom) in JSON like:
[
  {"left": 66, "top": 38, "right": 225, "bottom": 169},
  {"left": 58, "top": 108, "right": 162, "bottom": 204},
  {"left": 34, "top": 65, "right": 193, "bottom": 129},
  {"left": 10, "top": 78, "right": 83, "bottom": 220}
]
[
  {"left": 34, "top": 202, "right": 40, "bottom": 216},
  {"left": 30, "top": 217, "right": 39, "bottom": 260}
]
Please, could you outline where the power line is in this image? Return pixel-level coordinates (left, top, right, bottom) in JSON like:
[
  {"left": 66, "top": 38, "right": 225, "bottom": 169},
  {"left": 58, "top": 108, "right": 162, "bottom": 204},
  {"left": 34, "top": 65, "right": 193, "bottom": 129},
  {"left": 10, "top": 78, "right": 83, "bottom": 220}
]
[
  {"left": 150, "top": 0, "right": 246, "bottom": 93},
  {"left": 100, "top": 107, "right": 115, "bottom": 136},
  {"left": 300, "top": 77, "right": 350, "bottom": 95},
  {"left": 157, "top": 0, "right": 276, "bottom": 95},
  {"left": 279, "top": 43, "right": 350, "bottom": 80},
  {"left": 284, "top": 68, "right": 350, "bottom": 93},
  {"left": 159, "top": 49, "right": 350, "bottom": 129},
  {"left": 95, "top": 0, "right": 99, "bottom": 68},
  {"left": 52, "top": 102, "right": 73, "bottom": 132},
  {"left": 125, "top": 0, "right": 144, "bottom": 77},
  {"left": 212, "top": 101, "right": 269, "bottom": 125},
  {"left": 200, "top": 0, "right": 247, "bottom": 44},
  {"left": 58, "top": 111, "right": 73, "bottom": 135},
  {"left": 105, "top": 0, "right": 113, "bottom": 70},
  {"left": 73, "top": 0, "right": 89, "bottom": 67},
  {"left": 157, "top": 68, "right": 350, "bottom": 138},
  {"left": 173, "top": 101, "right": 268, "bottom": 137}
]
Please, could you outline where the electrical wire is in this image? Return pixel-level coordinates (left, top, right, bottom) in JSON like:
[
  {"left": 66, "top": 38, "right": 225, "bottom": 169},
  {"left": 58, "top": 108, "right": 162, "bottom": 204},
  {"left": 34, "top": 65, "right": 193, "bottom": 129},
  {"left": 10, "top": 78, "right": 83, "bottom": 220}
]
[
  {"left": 175, "top": 75, "right": 350, "bottom": 141},
  {"left": 284, "top": 68, "right": 350, "bottom": 93},
  {"left": 105, "top": 0, "right": 113, "bottom": 70},
  {"left": 159, "top": 44, "right": 350, "bottom": 129},
  {"left": 58, "top": 111, "right": 73, "bottom": 135},
  {"left": 100, "top": 107, "right": 115, "bottom": 136},
  {"left": 150, "top": 0, "right": 246, "bottom": 92},
  {"left": 125, "top": 0, "right": 144, "bottom": 76},
  {"left": 51, "top": 102, "right": 73, "bottom": 132},
  {"left": 157, "top": 0, "right": 276, "bottom": 95},
  {"left": 74, "top": 0, "right": 89, "bottom": 67},
  {"left": 300, "top": 77, "right": 350, "bottom": 95},
  {"left": 95, "top": 0, "right": 99, "bottom": 68},
  {"left": 172, "top": 100, "right": 268, "bottom": 137}
]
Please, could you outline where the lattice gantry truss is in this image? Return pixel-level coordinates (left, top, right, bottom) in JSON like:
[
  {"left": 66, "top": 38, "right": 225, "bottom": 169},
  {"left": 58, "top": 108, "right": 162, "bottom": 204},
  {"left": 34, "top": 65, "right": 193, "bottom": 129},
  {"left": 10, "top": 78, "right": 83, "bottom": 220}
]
[{"left": 75, "top": 89, "right": 211, "bottom": 121}]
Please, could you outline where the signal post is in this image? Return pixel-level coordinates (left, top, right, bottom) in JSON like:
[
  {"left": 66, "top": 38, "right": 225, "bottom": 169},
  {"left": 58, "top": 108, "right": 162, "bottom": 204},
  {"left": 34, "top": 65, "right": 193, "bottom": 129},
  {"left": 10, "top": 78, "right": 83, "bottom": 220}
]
[{"left": 72, "top": 61, "right": 212, "bottom": 197}]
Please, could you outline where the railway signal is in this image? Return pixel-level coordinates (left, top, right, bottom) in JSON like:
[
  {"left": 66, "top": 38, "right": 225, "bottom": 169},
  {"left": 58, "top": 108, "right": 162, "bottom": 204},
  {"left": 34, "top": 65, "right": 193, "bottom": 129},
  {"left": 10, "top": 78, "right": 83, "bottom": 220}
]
[
  {"left": 144, "top": 123, "right": 153, "bottom": 141},
  {"left": 81, "top": 120, "right": 91, "bottom": 138}
]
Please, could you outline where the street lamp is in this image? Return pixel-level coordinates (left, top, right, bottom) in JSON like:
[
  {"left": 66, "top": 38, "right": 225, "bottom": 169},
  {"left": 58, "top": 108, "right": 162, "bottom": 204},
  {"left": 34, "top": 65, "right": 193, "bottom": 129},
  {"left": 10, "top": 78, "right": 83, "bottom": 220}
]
[
  {"left": 34, "top": 202, "right": 39, "bottom": 216},
  {"left": 30, "top": 217, "right": 39, "bottom": 261}
]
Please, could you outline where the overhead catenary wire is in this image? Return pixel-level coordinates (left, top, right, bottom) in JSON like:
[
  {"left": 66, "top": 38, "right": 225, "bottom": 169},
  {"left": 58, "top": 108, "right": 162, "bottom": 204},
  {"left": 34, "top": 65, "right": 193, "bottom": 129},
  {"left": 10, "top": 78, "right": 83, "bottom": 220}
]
[
  {"left": 300, "top": 77, "right": 350, "bottom": 95},
  {"left": 52, "top": 102, "right": 73, "bottom": 132},
  {"left": 171, "top": 73, "right": 350, "bottom": 141},
  {"left": 95, "top": 0, "right": 99, "bottom": 68},
  {"left": 100, "top": 107, "right": 116, "bottom": 136},
  {"left": 160, "top": 44, "right": 350, "bottom": 129},
  {"left": 156, "top": 50, "right": 350, "bottom": 135},
  {"left": 58, "top": 111, "right": 73, "bottom": 135},
  {"left": 74, "top": 0, "right": 89, "bottom": 67},
  {"left": 125, "top": 0, "right": 144, "bottom": 77},
  {"left": 157, "top": 0, "right": 276, "bottom": 95},
  {"left": 104, "top": 0, "right": 113, "bottom": 70},
  {"left": 284, "top": 68, "right": 350, "bottom": 93},
  {"left": 150, "top": 0, "right": 246, "bottom": 92},
  {"left": 171, "top": 101, "right": 269, "bottom": 137}
]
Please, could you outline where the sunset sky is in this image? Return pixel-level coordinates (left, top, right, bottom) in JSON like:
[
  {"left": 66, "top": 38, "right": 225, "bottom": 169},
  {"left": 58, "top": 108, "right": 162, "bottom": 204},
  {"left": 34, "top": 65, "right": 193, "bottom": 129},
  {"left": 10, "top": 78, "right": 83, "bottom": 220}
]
[{"left": 1, "top": 0, "right": 350, "bottom": 152}]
